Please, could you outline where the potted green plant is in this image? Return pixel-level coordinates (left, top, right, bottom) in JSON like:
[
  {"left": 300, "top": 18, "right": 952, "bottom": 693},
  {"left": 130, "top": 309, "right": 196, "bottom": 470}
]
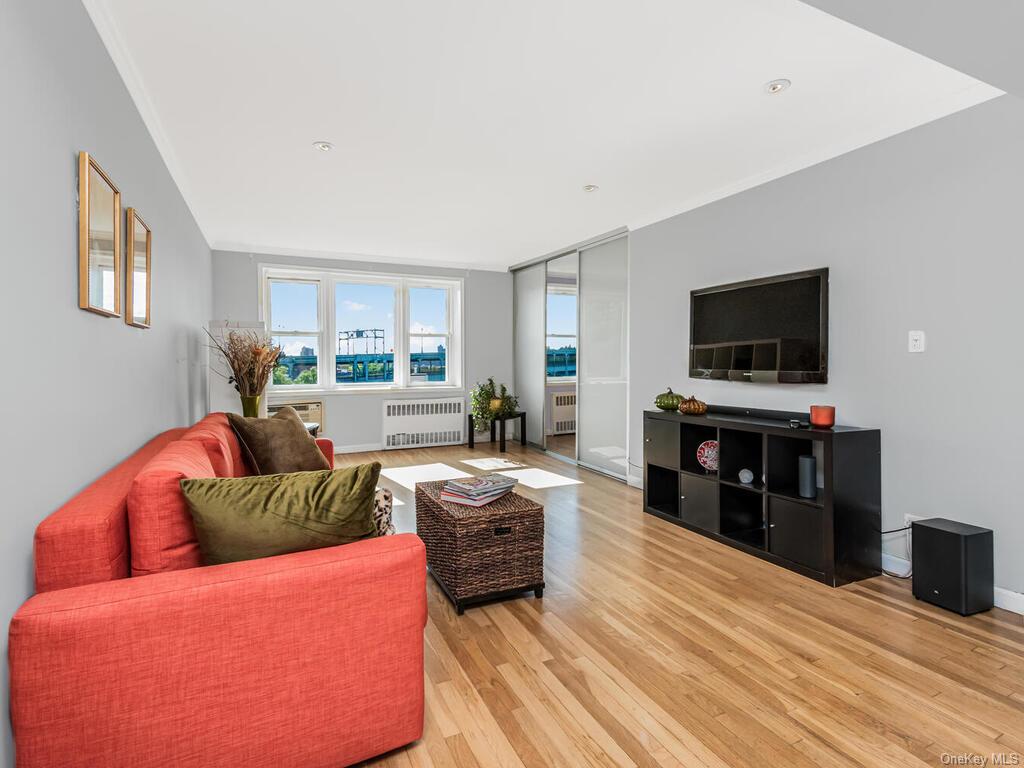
[{"left": 470, "top": 377, "right": 518, "bottom": 430}]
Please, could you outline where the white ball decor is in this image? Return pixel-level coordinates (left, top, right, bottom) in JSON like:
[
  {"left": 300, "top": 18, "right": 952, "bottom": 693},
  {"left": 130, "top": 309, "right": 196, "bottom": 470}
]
[{"left": 738, "top": 468, "right": 754, "bottom": 485}]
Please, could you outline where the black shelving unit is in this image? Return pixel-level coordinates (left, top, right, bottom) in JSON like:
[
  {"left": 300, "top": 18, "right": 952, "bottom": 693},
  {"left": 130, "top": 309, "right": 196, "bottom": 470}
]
[{"left": 643, "top": 408, "right": 880, "bottom": 586}]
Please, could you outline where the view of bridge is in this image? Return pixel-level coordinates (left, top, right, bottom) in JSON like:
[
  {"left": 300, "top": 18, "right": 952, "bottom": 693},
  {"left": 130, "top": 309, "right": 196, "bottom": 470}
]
[
  {"left": 545, "top": 346, "right": 576, "bottom": 378},
  {"left": 276, "top": 347, "right": 577, "bottom": 385},
  {"left": 273, "top": 327, "right": 447, "bottom": 384},
  {"left": 275, "top": 350, "right": 447, "bottom": 384},
  {"left": 275, "top": 328, "right": 577, "bottom": 385}
]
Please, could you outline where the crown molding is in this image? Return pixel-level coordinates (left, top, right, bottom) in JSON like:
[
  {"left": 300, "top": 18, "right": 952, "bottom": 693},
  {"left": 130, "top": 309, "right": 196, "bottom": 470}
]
[
  {"left": 81, "top": 0, "right": 212, "bottom": 248},
  {"left": 212, "top": 242, "right": 510, "bottom": 274}
]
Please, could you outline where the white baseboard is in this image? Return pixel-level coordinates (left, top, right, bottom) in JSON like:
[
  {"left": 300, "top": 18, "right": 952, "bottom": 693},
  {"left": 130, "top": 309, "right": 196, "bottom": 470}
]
[
  {"left": 882, "top": 552, "right": 1023, "bottom": 615},
  {"left": 995, "top": 586, "right": 1024, "bottom": 615},
  {"left": 626, "top": 466, "right": 644, "bottom": 489},
  {"left": 334, "top": 442, "right": 382, "bottom": 454}
]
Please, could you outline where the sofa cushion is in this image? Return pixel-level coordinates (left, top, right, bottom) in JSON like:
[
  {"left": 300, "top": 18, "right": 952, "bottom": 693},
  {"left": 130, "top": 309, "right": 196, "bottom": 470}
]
[
  {"left": 182, "top": 412, "right": 247, "bottom": 477},
  {"left": 33, "top": 428, "right": 188, "bottom": 593},
  {"left": 9, "top": 534, "right": 427, "bottom": 768},
  {"left": 180, "top": 463, "right": 381, "bottom": 565},
  {"left": 227, "top": 407, "right": 331, "bottom": 475},
  {"left": 127, "top": 441, "right": 215, "bottom": 576}
]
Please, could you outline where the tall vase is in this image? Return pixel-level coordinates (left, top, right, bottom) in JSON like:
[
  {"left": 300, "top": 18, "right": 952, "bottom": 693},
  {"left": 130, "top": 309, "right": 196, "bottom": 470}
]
[{"left": 240, "top": 395, "right": 260, "bottom": 418}]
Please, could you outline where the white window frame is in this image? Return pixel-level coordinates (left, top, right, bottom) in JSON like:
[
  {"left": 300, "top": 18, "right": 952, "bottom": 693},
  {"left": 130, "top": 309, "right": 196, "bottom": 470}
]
[
  {"left": 260, "top": 265, "right": 464, "bottom": 395},
  {"left": 265, "top": 277, "right": 324, "bottom": 387},
  {"left": 405, "top": 279, "right": 458, "bottom": 388},
  {"left": 545, "top": 283, "right": 577, "bottom": 384}
]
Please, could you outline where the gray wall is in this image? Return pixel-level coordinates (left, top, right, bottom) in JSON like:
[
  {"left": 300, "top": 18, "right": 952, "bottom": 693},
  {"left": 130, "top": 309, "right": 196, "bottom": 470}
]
[
  {"left": 0, "top": 2, "right": 212, "bottom": 763},
  {"left": 803, "top": 1, "right": 1024, "bottom": 99},
  {"left": 211, "top": 250, "right": 513, "bottom": 448},
  {"left": 628, "top": 94, "right": 1024, "bottom": 595}
]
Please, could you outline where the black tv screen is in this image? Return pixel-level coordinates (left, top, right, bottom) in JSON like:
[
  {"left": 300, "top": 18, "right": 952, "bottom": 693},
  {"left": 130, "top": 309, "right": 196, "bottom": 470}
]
[{"left": 689, "top": 268, "right": 828, "bottom": 383}]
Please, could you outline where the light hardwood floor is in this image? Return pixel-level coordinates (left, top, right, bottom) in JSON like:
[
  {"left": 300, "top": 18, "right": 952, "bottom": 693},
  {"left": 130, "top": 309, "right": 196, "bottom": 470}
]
[
  {"left": 544, "top": 433, "right": 576, "bottom": 460},
  {"left": 336, "top": 444, "right": 1024, "bottom": 768}
]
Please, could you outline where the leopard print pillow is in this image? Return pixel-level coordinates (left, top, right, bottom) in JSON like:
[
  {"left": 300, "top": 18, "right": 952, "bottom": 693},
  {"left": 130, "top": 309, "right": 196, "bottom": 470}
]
[{"left": 373, "top": 487, "right": 396, "bottom": 536}]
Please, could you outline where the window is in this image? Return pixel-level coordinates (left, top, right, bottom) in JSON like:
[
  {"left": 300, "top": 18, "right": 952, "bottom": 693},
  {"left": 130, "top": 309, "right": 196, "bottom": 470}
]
[
  {"left": 408, "top": 286, "right": 450, "bottom": 384},
  {"left": 546, "top": 289, "right": 576, "bottom": 379},
  {"left": 269, "top": 280, "right": 320, "bottom": 386},
  {"left": 263, "top": 267, "right": 462, "bottom": 392},
  {"left": 335, "top": 282, "right": 396, "bottom": 385}
]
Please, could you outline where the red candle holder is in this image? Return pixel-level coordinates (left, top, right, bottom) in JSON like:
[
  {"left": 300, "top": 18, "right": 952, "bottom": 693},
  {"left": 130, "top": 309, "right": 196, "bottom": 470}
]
[{"left": 809, "top": 405, "right": 836, "bottom": 429}]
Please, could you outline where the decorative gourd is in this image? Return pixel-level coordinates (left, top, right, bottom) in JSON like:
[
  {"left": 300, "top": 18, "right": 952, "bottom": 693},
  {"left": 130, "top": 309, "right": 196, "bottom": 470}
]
[
  {"left": 678, "top": 396, "right": 708, "bottom": 415},
  {"left": 654, "top": 388, "right": 684, "bottom": 411}
]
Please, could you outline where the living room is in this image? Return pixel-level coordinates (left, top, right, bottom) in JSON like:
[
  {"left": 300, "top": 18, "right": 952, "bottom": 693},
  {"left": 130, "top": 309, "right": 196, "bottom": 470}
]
[{"left": 5, "top": 1, "right": 1024, "bottom": 767}]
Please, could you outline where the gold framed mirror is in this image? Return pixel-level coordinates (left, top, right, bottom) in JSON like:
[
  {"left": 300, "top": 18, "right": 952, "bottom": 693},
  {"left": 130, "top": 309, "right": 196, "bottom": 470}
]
[
  {"left": 78, "top": 152, "right": 121, "bottom": 317},
  {"left": 126, "top": 208, "right": 152, "bottom": 328}
]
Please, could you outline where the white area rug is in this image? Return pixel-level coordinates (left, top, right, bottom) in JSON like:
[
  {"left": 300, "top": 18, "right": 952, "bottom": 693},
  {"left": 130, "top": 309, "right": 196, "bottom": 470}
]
[
  {"left": 460, "top": 457, "right": 526, "bottom": 471},
  {"left": 379, "top": 463, "right": 468, "bottom": 491},
  {"left": 497, "top": 468, "right": 583, "bottom": 489}
]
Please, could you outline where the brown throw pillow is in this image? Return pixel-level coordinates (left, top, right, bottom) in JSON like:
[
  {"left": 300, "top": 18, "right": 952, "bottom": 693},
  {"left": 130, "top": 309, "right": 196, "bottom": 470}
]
[
  {"left": 227, "top": 406, "right": 331, "bottom": 475},
  {"left": 180, "top": 463, "right": 381, "bottom": 565}
]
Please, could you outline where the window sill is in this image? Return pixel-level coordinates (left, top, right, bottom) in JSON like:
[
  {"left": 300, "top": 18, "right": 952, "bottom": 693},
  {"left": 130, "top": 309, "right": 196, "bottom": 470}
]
[{"left": 268, "top": 385, "right": 465, "bottom": 398}]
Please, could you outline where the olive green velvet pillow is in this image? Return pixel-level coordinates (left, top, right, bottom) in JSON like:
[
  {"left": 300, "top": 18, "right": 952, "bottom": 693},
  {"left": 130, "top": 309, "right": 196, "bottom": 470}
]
[{"left": 179, "top": 462, "right": 381, "bottom": 565}]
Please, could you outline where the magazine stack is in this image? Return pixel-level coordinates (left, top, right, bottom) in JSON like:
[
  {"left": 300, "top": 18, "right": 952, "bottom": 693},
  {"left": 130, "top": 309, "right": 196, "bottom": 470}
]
[{"left": 440, "top": 474, "right": 518, "bottom": 507}]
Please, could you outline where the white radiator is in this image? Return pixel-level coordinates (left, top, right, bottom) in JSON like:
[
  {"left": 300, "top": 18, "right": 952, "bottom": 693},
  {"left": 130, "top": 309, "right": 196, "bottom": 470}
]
[
  {"left": 382, "top": 397, "right": 465, "bottom": 449},
  {"left": 550, "top": 391, "right": 576, "bottom": 435}
]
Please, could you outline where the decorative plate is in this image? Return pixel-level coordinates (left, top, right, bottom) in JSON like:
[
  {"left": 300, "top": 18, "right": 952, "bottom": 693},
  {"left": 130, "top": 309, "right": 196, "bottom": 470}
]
[{"left": 696, "top": 440, "right": 719, "bottom": 472}]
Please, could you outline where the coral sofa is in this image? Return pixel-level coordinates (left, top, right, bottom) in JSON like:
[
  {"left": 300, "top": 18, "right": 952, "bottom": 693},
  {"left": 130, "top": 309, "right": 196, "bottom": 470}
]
[{"left": 8, "top": 414, "right": 426, "bottom": 768}]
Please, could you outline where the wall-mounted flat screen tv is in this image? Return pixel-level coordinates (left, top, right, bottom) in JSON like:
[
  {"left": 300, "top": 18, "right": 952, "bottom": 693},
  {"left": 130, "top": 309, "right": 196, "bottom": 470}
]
[{"left": 689, "top": 268, "right": 828, "bottom": 384}]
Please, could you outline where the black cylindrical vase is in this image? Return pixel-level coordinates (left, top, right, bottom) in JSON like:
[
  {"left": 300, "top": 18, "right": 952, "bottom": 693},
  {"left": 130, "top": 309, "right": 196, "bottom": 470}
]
[{"left": 798, "top": 455, "right": 817, "bottom": 498}]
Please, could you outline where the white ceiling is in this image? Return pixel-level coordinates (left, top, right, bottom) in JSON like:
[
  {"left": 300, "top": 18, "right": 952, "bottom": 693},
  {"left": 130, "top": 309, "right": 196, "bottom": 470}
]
[{"left": 85, "top": 0, "right": 1001, "bottom": 271}]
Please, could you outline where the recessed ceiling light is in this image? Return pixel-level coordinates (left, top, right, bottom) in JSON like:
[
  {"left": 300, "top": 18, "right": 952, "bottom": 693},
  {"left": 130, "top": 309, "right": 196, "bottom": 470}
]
[
  {"left": 312, "top": 141, "right": 334, "bottom": 152},
  {"left": 583, "top": 184, "right": 599, "bottom": 193},
  {"left": 765, "top": 79, "right": 791, "bottom": 95}
]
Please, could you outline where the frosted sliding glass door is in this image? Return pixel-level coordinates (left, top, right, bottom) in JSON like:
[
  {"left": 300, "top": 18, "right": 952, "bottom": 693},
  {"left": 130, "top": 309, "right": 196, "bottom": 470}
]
[
  {"left": 513, "top": 263, "right": 546, "bottom": 448},
  {"left": 577, "top": 236, "right": 628, "bottom": 478}
]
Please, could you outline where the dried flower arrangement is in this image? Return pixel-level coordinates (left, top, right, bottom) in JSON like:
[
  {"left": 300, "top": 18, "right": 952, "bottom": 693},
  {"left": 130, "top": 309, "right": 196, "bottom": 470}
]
[{"left": 206, "top": 329, "right": 282, "bottom": 415}]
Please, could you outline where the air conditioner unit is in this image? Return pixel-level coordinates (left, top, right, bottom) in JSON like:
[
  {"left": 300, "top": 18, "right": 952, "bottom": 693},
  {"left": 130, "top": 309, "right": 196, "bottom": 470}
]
[
  {"left": 268, "top": 400, "right": 324, "bottom": 435},
  {"left": 382, "top": 397, "right": 464, "bottom": 449},
  {"left": 549, "top": 391, "right": 576, "bottom": 435}
]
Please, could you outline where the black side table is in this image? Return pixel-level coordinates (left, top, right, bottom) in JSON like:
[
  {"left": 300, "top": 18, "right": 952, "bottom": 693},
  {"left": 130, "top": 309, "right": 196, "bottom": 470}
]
[{"left": 467, "top": 412, "right": 526, "bottom": 452}]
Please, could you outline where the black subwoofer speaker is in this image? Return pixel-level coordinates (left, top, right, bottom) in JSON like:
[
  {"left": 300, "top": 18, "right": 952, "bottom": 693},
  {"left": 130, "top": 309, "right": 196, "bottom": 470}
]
[{"left": 911, "top": 518, "right": 993, "bottom": 616}]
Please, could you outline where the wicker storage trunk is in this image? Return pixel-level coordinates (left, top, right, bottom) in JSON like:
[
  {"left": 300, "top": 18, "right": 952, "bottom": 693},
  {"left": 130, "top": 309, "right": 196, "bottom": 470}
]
[{"left": 415, "top": 480, "right": 544, "bottom": 614}]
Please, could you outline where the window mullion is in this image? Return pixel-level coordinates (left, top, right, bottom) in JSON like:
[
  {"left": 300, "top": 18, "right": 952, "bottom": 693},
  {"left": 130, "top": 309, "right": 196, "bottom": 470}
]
[
  {"left": 323, "top": 274, "right": 333, "bottom": 390},
  {"left": 398, "top": 279, "right": 408, "bottom": 388}
]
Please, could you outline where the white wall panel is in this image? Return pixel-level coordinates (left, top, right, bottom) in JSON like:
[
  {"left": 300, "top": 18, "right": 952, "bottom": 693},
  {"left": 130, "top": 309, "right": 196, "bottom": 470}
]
[
  {"left": 578, "top": 236, "right": 629, "bottom": 478},
  {"left": 513, "top": 263, "right": 547, "bottom": 448}
]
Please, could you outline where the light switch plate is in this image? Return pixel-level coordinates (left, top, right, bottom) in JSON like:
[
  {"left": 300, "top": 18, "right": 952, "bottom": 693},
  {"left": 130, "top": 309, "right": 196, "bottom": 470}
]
[{"left": 908, "top": 330, "right": 926, "bottom": 353}]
